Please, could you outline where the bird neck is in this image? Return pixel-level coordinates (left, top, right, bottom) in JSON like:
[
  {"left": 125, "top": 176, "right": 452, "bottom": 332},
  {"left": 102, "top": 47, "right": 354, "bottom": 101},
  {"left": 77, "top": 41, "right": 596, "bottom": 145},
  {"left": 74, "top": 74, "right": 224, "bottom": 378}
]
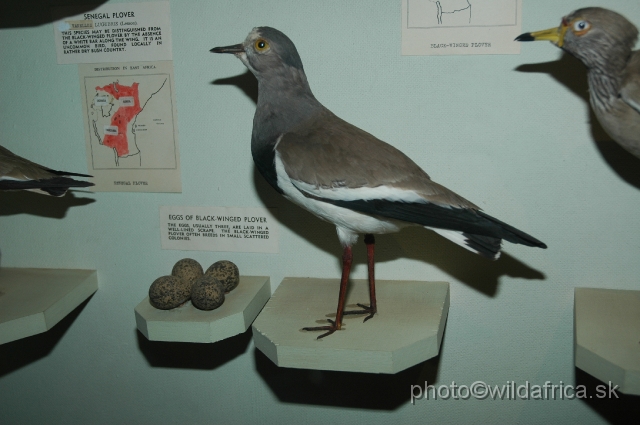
[
  {"left": 577, "top": 42, "right": 630, "bottom": 111},
  {"left": 249, "top": 66, "right": 323, "bottom": 193},
  {"left": 252, "top": 66, "right": 322, "bottom": 145},
  {"left": 586, "top": 64, "right": 624, "bottom": 113}
]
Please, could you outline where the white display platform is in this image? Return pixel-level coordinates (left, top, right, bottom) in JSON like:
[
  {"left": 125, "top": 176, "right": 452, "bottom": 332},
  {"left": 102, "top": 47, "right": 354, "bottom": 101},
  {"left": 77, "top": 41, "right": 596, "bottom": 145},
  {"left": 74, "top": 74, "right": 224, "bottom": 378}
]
[
  {"left": 135, "top": 276, "right": 270, "bottom": 343},
  {"left": 252, "top": 277, "right": 449, "bottom": 374},
  {"left": 575, "top": 287, "right": 640, "bottom": 395},
  {"left": 0, "top": 267, "right": 98, "bottom": 345}
]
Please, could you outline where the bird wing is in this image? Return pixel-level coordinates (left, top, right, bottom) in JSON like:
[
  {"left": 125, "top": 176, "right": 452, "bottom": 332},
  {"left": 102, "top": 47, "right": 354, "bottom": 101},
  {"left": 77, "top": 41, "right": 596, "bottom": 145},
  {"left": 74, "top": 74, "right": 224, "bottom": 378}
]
[
  {"left": 276, "top": 108, "right": 478, "bottom": 209},
  {"left": 0, "top": 177, "right": 94, "bottom": 196},
  {"left": 1, "top": 145, "right": 58, "bottom": 181},
  {"left": 619, "top": 51, "right": 640, "bottom": 114},
  {"left": 0, "top": 145, "right": 93, "bottom": 196},
  {"left": 276, "top": 109, "right": 546, "bottom": 249},
  {"left": 1, "top": 145, "right": 92, "bottom": 180}
]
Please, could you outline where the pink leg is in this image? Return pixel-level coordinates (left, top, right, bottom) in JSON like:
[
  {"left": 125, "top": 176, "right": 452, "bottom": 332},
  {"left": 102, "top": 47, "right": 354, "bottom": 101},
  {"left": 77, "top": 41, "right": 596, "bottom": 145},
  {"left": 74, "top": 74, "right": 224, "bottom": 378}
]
[{"left": 303, "top": 245, "right": 353, "bottom": 339}]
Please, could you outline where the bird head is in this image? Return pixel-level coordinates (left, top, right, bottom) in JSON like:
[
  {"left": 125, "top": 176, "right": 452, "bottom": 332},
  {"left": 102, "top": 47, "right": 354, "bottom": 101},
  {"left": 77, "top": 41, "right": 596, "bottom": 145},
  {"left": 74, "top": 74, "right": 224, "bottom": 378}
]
[
  {"left": 211, "top": 27, "right": 304, "bottom": 78},
  {"left": 516, "top": 7, "right": 638, "bottom": 68}
]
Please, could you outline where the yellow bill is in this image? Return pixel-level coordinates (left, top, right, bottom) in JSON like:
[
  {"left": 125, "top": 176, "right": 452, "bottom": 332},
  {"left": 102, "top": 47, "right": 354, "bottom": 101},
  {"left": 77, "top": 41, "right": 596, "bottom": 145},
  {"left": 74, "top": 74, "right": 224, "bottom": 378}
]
[{"left": 515, "top": 25, "right": 569, "bottom": 48}]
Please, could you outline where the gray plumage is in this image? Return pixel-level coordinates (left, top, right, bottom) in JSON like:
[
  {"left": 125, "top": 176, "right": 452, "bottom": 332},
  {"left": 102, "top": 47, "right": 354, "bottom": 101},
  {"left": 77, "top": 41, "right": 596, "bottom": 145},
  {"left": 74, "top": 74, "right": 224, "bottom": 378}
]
[
  {"left": 517, "top": 7, "right": 640, "bottom": 159},
  {"left": 0, "top": 145, "right": 93, "bottom": 196},
  {"left": 212, "top": 27, "right": 545, "bottom": 338}
]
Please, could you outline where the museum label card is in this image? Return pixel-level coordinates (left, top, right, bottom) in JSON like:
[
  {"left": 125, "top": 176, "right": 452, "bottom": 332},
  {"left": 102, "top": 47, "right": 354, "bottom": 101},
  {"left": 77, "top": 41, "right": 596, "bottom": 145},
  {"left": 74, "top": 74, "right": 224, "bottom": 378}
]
[
  {"left": 78, "top": 61, "right": 181, "bottom": 192},
  {"left": 160, "top": 206, "right": 279, "bottom": 254},
  {"left": 52, "top": 1, "right": 172, "bottom": 64},
  {"left": 402, "top": 0, "right": 522, "bottom": 55}
]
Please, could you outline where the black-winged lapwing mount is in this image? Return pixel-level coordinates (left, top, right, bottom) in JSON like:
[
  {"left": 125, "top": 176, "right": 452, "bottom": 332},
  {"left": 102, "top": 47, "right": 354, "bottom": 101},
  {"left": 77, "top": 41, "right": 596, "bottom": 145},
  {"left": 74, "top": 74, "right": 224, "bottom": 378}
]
[
  {"left": 0, "top": 145, "right": 94, "bottom": 197},
  {"left": 517, "top": 7, "right": 640, "bottom": 159},
  {"left": 212, "top": 27, "right": 547, "bottom": 339}
]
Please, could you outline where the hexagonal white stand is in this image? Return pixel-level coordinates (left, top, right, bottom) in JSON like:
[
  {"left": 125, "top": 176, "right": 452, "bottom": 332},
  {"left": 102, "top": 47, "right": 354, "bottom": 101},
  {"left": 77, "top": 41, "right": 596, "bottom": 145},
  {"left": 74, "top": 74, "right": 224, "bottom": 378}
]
[
  {"left": 252, "top": 278, "right": 449, "bottom": 374},
  {"left": 0, "top": 267, "right": 98, "bottom": 345},
  {"left": 575, "top": 287, "right": 640, "bottom": 395},
  {"left": 135, "top": 276, "right": 270, "bottom": 343}
]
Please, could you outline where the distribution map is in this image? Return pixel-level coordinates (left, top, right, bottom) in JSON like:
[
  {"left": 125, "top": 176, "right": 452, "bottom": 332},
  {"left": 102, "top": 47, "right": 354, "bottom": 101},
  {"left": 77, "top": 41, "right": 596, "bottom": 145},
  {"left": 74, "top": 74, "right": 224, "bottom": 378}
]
[
  {"left": 95, "top": 81, "right": 143, "bottom": 159},
  {"left": 83, "top": 68, "right": 177, "bottom": 170}
]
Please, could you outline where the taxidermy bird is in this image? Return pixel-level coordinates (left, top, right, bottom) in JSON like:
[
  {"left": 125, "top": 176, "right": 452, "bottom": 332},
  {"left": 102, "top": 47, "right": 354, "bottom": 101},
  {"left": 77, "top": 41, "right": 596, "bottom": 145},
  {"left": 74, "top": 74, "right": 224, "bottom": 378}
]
[
  {"left": 517, "top": 7, "right": 640, "bottom": 159},
  {"left": 0, "top": 145, "right": 94, "bottom": 196},
  {"left": 212, "top": 27, "right": 547, "bottom": 338}
]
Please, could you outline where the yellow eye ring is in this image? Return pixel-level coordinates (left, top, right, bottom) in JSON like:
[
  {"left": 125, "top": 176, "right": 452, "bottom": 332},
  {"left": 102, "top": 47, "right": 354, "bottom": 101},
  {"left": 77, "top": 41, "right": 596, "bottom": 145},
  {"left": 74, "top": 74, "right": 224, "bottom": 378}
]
[{"left": 254, "top": 39, "right": 269, "bottom": 51}]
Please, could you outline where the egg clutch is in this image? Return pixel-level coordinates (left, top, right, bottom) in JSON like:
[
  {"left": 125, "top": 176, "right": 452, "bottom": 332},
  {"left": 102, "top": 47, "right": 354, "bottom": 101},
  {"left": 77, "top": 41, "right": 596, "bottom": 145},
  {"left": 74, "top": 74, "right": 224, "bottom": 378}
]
[{"left": 148, "top": 258, "right": 240, "bottom": 311}]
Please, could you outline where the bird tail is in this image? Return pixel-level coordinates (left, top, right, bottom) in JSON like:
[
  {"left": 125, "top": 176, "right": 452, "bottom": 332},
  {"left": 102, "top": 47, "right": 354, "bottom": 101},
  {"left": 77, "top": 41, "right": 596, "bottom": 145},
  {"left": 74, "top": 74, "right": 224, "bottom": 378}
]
[
  {"left": 430, "top": 227, "right": 504, "bottom": 260},
  {"left": 0, "top": 177, "right": 94, "bottom": 197},
  {"left": 429, "top": 213, "right": 546, "bottom": 260},
  {"left": 476, "top": 210, "right": 547, "bottom": 248}
]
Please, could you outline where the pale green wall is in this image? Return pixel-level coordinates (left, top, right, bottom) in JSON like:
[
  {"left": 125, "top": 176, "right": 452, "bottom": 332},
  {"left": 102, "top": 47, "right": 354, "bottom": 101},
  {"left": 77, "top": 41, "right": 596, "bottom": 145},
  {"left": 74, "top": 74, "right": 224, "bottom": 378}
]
[{"left": 1, "top": 0, "right": 639, "bottom": 423}]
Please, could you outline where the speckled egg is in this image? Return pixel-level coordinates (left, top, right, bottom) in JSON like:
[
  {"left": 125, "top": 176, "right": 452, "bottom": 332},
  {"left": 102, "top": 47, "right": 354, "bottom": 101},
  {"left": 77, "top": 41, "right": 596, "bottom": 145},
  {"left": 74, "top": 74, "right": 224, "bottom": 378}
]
[
  {"left": 149, "top": 275, "right": 191, "bottom": 310},
  {"left": 171, "top": 258, "right": 203, "bottom": 290},
  {"left": 191, "top": 275, "right": 225, "bottom": 310},
  {"left": 205, "top": 260, "right": 239, "bottom": 293}
]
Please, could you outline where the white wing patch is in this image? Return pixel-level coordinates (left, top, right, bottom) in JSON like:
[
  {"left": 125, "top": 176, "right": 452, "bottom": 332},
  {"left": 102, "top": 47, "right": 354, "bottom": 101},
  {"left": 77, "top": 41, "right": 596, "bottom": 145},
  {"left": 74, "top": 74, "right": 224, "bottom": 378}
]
[
  {"left": 291, "top": 179, "right": 430, "bottom": 204},
  {"left": 0, "top": 176, "right": 23, "bottom": 182}
]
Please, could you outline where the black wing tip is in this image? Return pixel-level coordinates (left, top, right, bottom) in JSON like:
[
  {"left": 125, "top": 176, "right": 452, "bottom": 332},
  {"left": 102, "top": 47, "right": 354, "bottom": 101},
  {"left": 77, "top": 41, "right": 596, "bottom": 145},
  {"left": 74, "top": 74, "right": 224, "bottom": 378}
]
[
  {"left": 45, "top": 168, "right": 93, "bottom": 178},
  {"left": 0, "top": 177, "right": 94, "bottom": 195},
  {"left": 510, "top": 234, "right": 547, "bottom": 249},
  {"left": 476, "top": 211, "right": 547, "bottom": 249},
  {"left": 43, "top": 181, "right": 95, "bottom": 196},
  {"left": 512, "top": 234, "right": 547, "bottom": 249},
  {"left": 38, "top": 177, "right": 94, "bottom": 188}
]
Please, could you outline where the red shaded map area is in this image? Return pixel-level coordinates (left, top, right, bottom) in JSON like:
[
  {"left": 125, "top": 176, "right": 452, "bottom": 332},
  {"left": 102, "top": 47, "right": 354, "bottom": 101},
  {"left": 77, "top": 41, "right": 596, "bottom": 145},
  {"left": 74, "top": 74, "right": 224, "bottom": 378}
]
[{"left": 96, "top": 82, "right": 142, "bottom": 157}]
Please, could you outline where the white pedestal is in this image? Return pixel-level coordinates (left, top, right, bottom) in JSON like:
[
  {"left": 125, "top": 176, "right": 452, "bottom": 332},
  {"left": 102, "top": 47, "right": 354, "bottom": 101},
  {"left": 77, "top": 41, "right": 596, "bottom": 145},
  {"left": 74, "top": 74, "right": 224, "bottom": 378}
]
[
  {"left": 575, "top": 287, "right": 640, "bottom": 395},
  {"left": 252, "top": 277, "right": 449, "bottom": 374},
  {"left": 135, "top": 276, "right": 270, "bottom": 343},
  {"left": 0, "top": 267, "right": 98, "bottom": 345}
]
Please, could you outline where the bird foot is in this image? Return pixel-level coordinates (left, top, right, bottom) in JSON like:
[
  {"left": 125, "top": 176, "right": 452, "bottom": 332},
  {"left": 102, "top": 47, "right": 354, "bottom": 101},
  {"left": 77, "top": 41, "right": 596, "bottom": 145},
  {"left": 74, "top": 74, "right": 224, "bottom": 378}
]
[
  {"left": 343, "top": 303, "right": 376, "bottom": 322},
  {"left": 303, "top": 319, "right": 340, "bottom": 339}
]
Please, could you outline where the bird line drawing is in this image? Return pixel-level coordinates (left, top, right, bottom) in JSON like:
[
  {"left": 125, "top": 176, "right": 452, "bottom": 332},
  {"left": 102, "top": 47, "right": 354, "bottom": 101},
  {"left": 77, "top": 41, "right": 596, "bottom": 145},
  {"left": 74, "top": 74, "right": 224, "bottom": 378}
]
[
  {"left": 212, "top": 27, "right": 546, "bottom": 339},
  {"left": 429, "top": 0, "right": 471, "bottom": 25}
]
